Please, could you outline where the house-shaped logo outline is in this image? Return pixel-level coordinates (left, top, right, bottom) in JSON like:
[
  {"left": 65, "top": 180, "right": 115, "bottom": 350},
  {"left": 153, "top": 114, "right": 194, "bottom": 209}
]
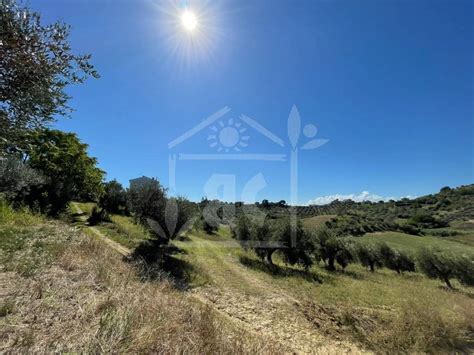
[{"left": 167, "top": 106, "right": 289, "bottom": 193}]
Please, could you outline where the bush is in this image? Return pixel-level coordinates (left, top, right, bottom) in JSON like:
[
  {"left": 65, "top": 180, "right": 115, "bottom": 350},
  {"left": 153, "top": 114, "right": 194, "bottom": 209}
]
[
  {"left": 429, "top": 230, "right": 460, "bottom": 237},
  {"left": 127, "top": 178, "right": 167, "bottom": 231},
  {"left": 314, "top": 229, "right": 356, "bottom": 271},
  {"left": 357, "top": 243, "right": 383, "bottom": 272},
  {"left": 233, "top": 216, "right": 312, "bottom": 269},
  {"left": 417, "top": 247, "right": 474, "bottom": 288},
  {"left": 407, "top": 210, "right": 448, "bottom": 229},
  {"left": 130, "top": 190, "right": 197, "bottom": 263},
  {"left": 379, "top": 243, "right": 415, "bottom": 274},
  {"left": 100, "top": 180, "right": 127, "bottom": 215},
  {"left": 203, "top": 218, "right": 219, "bottom": 234},
  {"left": 0, "top": 157, "right": 45, "bottom": 208},
  {"left": 397, "top": 223, "right": 422, "bottom": 236},
  {"left": 87, "top": 206, "right": 110, "bottom": 226},
  {"left": 25, "top": 129, "right": 104, "bottom": 215}
]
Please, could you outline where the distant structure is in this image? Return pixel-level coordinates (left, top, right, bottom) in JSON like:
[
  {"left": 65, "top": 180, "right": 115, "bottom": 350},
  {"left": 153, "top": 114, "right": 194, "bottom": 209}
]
[{"left": 129, "top": 176, "right": 154, "bottom": 189}]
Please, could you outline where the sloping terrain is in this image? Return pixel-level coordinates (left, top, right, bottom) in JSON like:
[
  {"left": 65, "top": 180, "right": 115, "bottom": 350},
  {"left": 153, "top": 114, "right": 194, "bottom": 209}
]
[
  {"left": 173, "top": 228, "right": 474, "bottom": 353},
  {"left": 0, "top": 207, "right": 279, "bottom": 353}
]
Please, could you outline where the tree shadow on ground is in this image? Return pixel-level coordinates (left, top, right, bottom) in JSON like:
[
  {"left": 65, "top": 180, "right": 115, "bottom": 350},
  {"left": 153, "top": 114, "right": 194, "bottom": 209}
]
[
  {"left": 331, "top": 268, "right": 368, "bottom": 280},
  {"left": 239, "top": 255, "right": 325, "bottom": 284},
  {"left": 436, "top": 285, "right": 474, "bottom": 299},
  {"left": 127, "top": 240, "right": 195, "bottom": 290}
]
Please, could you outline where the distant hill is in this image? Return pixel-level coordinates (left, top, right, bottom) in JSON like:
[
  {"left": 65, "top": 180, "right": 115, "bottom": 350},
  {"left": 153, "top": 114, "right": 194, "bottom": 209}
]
[{"left": 297, "top": 184, "right": 474, "bottom": 236}]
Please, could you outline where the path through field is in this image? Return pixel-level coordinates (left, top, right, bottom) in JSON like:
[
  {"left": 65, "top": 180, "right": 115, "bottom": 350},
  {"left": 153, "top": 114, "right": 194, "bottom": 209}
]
[
  {"left": 175, "top": 233, "right": 364, "bottom": 353},
  {"left": 71, "top": 205, "right": 363, "bottom": 353},
  {"left": 71, "top": 202, "right": 130, "bottom": 256}
]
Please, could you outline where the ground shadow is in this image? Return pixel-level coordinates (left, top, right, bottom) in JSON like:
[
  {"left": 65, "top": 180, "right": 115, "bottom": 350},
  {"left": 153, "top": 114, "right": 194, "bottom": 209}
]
[{"left": 126, "top": 240, "right": 194, "bottom": 290}]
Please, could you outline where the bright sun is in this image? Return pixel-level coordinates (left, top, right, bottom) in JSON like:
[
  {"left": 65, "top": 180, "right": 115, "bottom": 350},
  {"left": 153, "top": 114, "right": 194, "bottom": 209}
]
[{"left": 181, "top": 11, "right": 197, "bottom": 31}]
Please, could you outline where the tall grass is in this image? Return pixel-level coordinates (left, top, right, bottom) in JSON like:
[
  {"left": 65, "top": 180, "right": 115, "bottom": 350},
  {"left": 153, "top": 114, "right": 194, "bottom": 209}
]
[
  {"left": 0, "top": 210, "right": 280, "bottom": 353},
  {"left": 0, "top": 199, "right": 43, "bottom": 226}
]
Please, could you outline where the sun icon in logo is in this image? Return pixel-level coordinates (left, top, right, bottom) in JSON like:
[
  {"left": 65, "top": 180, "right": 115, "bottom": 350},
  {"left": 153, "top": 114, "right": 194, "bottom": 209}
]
[{"left": 208, "top": 118, "right": 250, "bottom": 152}]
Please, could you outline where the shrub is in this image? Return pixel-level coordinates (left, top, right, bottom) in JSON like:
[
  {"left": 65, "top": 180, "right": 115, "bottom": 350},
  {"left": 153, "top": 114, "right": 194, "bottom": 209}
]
[
  {"left": 397, "top": 223, "right": 422, "bottom": 236},
  {"left": 334, "top": 238, "right": 356, "bottom": 270},
  {"left": 357, "top": 243, "right": 383, "bottom": 272},
  {"left": 100, "top": 180, "right": 127, "bottom": 215},
  {"left": 429, "top": 230, "right": 460, "bottom": 237},
  {"left": 131, "top": 193, "right": 197, "bottom": 264},
  {"left": 127, "top": 178, "right": 167, "bottom": 227},
  {"left": 379, "top": 244, "right": 415, "bottom": 274},
  {"left": 203, "top": 218, "right": 218, "bottom": 234},
  {"left": 313, "top": 228, "right": 355, "bottom": 271},
  {"left": 233, "top": 216, "right": 312, "bottom": 269},
  {"left": 87, "top": 206, "right": 110, "bottom": 226},
  {"left": 407, "top": 210, "right": 448, "bottom": 229},
  {"left": 452, "top": 254, "right": 474, "bottom": 287},
  {"left": 0, "top": 157, "right": 45, "bottom": 207}
]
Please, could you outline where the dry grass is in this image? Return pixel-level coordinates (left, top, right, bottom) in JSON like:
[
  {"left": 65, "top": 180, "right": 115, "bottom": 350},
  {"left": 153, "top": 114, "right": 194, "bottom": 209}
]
[{"left": 0, "top": 220, "right": 281, "bottom": 353}]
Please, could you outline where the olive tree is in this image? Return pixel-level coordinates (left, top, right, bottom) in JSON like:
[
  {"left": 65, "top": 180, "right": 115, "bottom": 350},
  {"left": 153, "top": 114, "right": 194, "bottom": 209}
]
[
  {"left": 357, "top": 243, "right": 383, "bottom": 272},
  {"left": 314, "top": 228, "right": 355, "bottom": 271},
  {"left": 1, "top": 0, "right": 99, "bottom": 151},
  {"left": 417, "top": 247, "right": 474, "bottom": 289},
  {"left": 379, "top": 243, "right": 415, "bottom": 274}
]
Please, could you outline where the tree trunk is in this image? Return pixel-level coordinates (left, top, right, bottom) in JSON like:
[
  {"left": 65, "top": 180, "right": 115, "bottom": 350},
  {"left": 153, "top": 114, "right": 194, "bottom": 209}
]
[
  {"left": 327, "top": 257, "right": 336, "bottom": 271},
  {"left": 266, "top": 249, "right": 275, "bottom": 266},
  {"left": 369, "top": 262, "right": 375, "bottom": 272},
  {"left": 444, "top": 276, "right": 453, "bottom": 289}
]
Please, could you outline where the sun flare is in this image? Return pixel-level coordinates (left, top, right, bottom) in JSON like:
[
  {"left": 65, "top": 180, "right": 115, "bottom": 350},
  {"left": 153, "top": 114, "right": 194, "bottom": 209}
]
[{"left": 181, "top": 11, "right": 197, "bottom": 31}]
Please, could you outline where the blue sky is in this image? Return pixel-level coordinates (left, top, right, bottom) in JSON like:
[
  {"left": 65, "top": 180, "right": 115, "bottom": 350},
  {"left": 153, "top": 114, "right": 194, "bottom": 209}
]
[{"left": 36, "top": 0, "right": 473, "bottom": 204}]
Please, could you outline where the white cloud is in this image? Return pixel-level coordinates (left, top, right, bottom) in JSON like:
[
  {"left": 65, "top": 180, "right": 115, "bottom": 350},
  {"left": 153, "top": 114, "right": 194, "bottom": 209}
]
[{"left": 307, "top": 191, "right": 416, "bottom": 206}]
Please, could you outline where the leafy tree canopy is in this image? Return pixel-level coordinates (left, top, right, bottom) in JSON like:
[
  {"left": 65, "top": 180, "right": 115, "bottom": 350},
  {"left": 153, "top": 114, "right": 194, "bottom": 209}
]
[
  {"left": 27, "top": 129, "right": 104, "bottom": 214},
  {"left": 1, "top": 0, "right": 98, "bottom": 151}
]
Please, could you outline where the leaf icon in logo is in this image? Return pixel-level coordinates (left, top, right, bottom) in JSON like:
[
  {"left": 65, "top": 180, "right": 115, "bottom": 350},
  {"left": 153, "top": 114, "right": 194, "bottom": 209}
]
[
  {"left": 288, "top": 105, "right": 301, "bottom": 149},
  {"left": 301, "top": 139, "right": 329, "bottom": 150}
]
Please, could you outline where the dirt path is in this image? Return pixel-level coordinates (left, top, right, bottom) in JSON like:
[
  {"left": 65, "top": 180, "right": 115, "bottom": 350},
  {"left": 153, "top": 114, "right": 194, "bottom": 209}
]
[
  {"left": 185, "top": 236, "right": 365, "bottom": 354},
  {"left": 70, "top": 208, "right": 365, "bottom": 353},
  {"left": 71, "top": 203, "right": 131, "bottom": 256}
]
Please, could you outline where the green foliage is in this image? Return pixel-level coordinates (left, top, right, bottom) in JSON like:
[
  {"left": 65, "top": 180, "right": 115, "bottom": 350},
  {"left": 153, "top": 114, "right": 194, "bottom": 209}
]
[
  {"left": 25, "top": 129, "right": 104, "bottom": 215},
  {"left": 233, "top": 215, "right": 312, "bottom": 269},
  {"left": 100, "top": 179, "right": 127, "bottom": 215},
  {"left": 417, "top": 247, "right": 474, "bottom": 288},
  {"left": 87, "top": 206, "right": 110, "bottom": 226},
  {"left": 0, "top": 157, "right": 45, "bottom": 206},
  {"left": 379, "top": 243, "right": 415, "bottom": 274},
  {"left": 127, "top": 178, "right": 166, "bottom": 227},
  {"left": 356, "top": 243, "right": 383, "bottom": 272},
  {"left": 273, "top": 219, "right": 313, "bottom": 269},
  {"left": 397, "top": 223, "right": 422, "bottom": 236},
  {"left": 0, "top": 0, "right": 98, "bottom": 151},
  {"left": 201, "top": 217, "right": 218, "bottom": 235},
  {"left": 232, "top": 214, "right": 252, "bottom": 243},
  {"left": 128, "top": 179, "right": 196, "bottom": 262},
  {"left": 407, "top": 210, "right": 447, "bottom": 229},
  {"left": 0, "top": 198, "right": 43, "bottom": 226},
  {"left": 313, "top": 228, "right": 356, "bottom": 271}
]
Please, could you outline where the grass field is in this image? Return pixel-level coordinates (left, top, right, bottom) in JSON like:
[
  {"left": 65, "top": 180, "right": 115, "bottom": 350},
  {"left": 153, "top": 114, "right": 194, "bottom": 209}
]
[
  {"left": 359, "top": 231, "right": 474, "bottom": 255},
  {"left": 56, "top": 204, "right": 474, "bottom": 352},
  {"left": 0, "top": 202, "right": 278, "bottom": 353},
  {"left": 95, "top": 215, "right": 150, "bottom": 249},
  {"left": 172, "top": 226, "right": 474, "bottom": 352},
  {"left": 301, "top": 214, "right": 336, "bottom": 230}
]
